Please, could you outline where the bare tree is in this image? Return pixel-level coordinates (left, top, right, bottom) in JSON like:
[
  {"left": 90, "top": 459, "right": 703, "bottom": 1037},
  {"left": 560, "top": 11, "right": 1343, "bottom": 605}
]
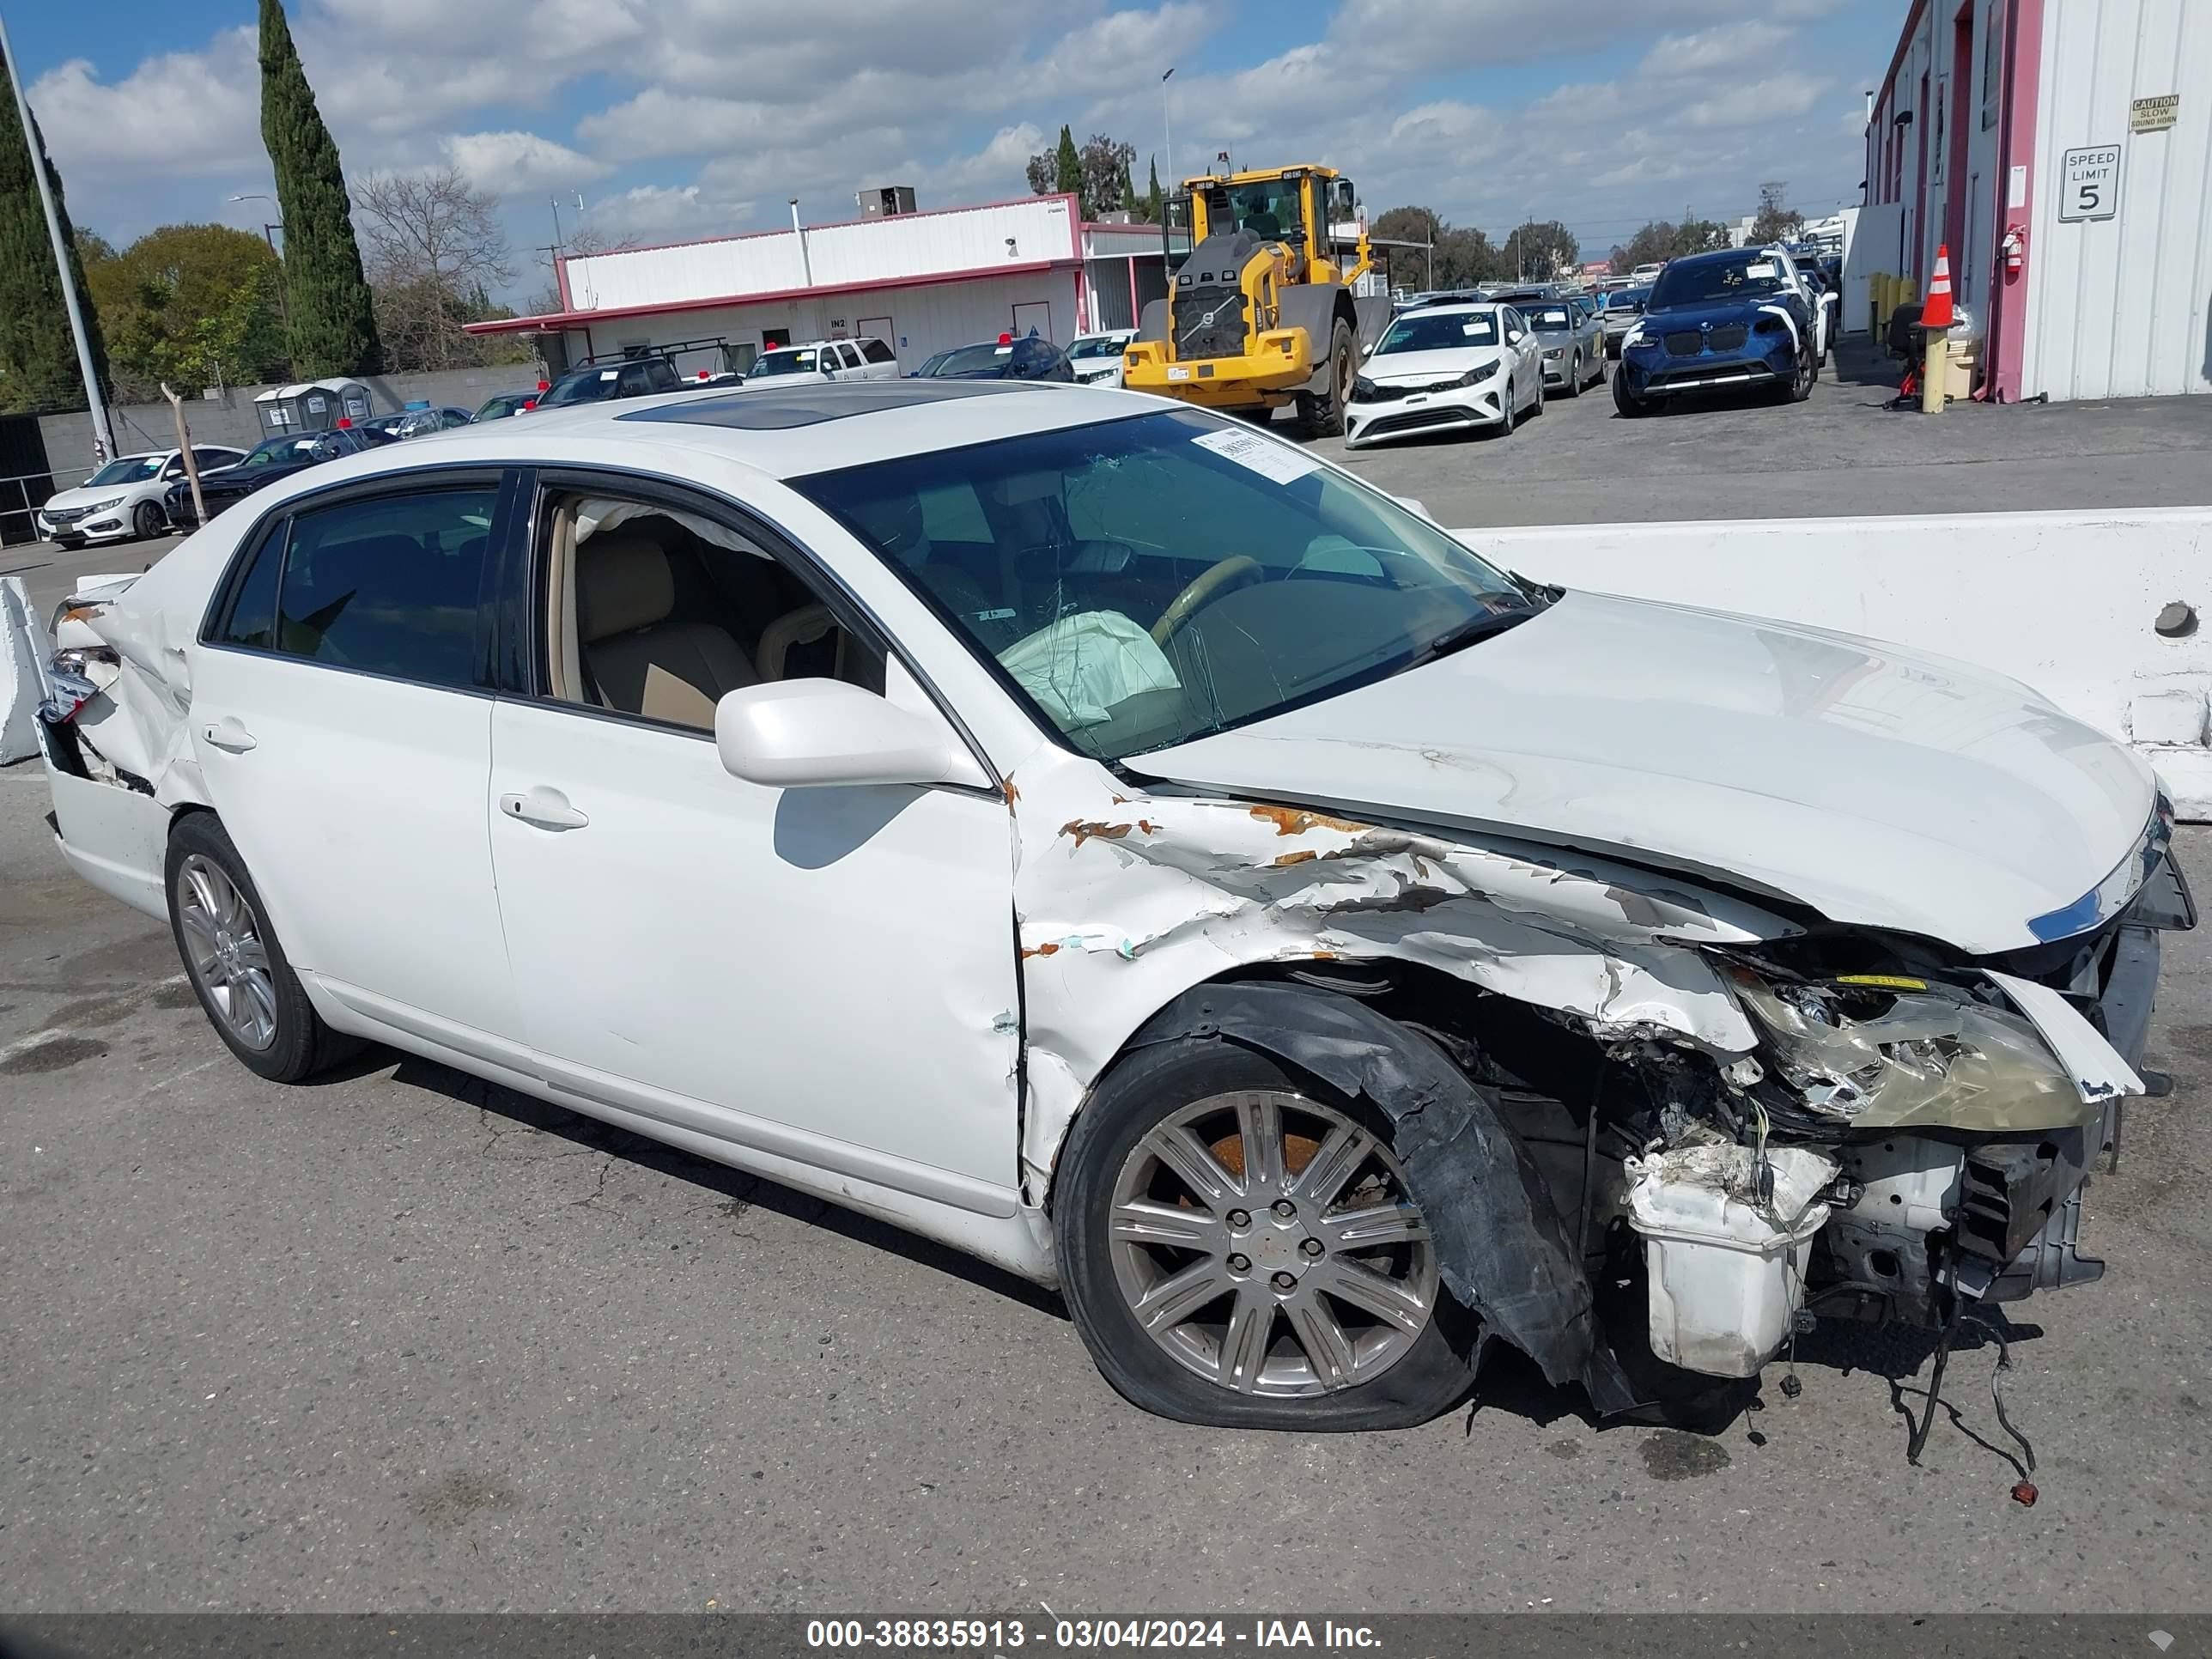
[{"left": 355, "top": 166, "right": 515, "bottom": 369}]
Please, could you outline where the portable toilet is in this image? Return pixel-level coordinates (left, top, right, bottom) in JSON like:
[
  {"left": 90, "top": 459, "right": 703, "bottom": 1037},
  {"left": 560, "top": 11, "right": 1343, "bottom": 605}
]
[{"left": 253, "top": 377, "right": 374, "bottom": 435}]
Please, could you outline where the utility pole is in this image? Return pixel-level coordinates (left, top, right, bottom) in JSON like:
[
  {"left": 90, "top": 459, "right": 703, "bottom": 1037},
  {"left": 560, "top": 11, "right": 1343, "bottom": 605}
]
[{"left": 0, "top": 4, "right": 113, "bottom": 460}]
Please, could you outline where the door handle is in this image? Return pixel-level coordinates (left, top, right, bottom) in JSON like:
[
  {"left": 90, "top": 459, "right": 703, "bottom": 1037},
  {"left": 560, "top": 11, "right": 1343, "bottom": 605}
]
[
  {"left": 499, "top": 787, "right": 590, "bottom": 831},
  {"left": 202, "top": 718, "right": 257, "bottom": 753}
]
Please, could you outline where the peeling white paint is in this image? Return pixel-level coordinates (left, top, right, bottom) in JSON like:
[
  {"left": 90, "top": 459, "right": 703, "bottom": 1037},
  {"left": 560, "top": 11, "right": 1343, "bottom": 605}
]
[{"left": 1009, "top": 756, "right": 1771, "bottom": 1200}]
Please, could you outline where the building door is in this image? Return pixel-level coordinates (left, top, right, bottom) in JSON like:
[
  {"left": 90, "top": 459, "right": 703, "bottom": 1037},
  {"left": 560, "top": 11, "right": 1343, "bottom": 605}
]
[
  {"left": 1012, "top": 301, "right": 1053, "bottom": 342},
  {"left": 857, "top": 315, "right": 892, "bottom": 355},
  {"left": 1944, "top": 3, "right": 1975, "bottom": 266}
]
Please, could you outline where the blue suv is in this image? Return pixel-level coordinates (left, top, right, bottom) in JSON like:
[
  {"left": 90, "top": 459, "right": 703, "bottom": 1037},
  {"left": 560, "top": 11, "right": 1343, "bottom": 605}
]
[{"left": 1613, "top": 246, "right": 1817, "bottom": 416}]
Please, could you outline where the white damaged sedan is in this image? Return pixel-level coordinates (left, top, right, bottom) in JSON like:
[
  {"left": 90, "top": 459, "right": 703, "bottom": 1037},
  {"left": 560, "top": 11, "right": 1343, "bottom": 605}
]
[{"left": 27, "top": 379, "right": 2188, "bottom": 1432}]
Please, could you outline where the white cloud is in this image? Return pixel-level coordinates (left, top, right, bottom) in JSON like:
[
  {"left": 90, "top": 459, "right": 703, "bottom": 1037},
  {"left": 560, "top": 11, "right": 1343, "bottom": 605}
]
[
  {"left": 24, "top": 0, "right": 1867, "bottom": 290},
  {"left": 29, "top": 30, "right": 259, "bottom": 178},
  {"left": 1682, "top": 72, "right": 1829, "bottom": 129},
  {"left": 1638, "top": 21, "right": 1795, "bottom": 81},
  {"left": 445, "top": 131, "right": 611, "bottom": 196},
  {"left": 578, "top": 184, "right": 729, "bottom": 244}
]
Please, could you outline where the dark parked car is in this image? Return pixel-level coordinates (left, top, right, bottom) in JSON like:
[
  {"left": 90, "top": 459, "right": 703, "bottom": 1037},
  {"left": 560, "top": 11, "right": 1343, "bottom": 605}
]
[
  {"left": 1613, "top": 246, "right": 1817, "bottom": 416},
  {"left": 916, "top": 335, "right": 1074, "bottom": 382},
  {"left": 362, "top": 405, "right": 473, "bottom": 440},
  {"left": 471, "top": 391, "right": 538, "bottom": 422},
  {"left": 532, "top": 355, "right": 685, "bottom": 408},
  {"left": 163, "top": 427, "right": 394, "bottom": 530}
]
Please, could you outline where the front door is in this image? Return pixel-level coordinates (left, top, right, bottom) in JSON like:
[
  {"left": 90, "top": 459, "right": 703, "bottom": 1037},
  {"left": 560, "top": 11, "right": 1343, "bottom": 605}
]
[
  {"left": 483, "top": 476, "right": 1024, "bottom": 1206},
  {"left": 185, "top": 477, "right": 522, "bottom": 1044}
]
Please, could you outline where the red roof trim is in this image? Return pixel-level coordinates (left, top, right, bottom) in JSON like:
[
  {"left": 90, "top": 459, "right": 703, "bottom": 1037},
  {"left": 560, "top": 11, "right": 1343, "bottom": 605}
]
[{"left": 464, "top": 258, "right": 1073, "bottom": 335}]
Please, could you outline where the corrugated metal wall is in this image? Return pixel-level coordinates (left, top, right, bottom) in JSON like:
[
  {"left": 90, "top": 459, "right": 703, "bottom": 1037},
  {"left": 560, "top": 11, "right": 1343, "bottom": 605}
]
[
  {"left": 562, "top": 198, "right": 1079, "bottom": 313},
  {"left": 2024, "top": 0, "right": 2212, "bottom": 398},
  {"left": 568, "top": 272, "right": 1080, "bottom": 374}
]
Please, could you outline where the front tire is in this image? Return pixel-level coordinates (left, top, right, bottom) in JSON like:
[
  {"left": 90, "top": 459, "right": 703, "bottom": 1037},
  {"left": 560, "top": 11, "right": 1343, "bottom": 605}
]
[
  {"left": 1613, "top": 369, "right": 1651, "bottom": 417},
  {"left": 1561, "top": 352, "right": 1583, "bottom": 398},
  {"left": 1782, "top": 343, "right": 1814, "bottom": 403},
  {"left": 131, "top": 501, "right": 165, "bottom": 541},
  {"left": 167, "top": 813, "right": 360, "bottom": 1084},
  {"left": 1295, "top": 319, "right": 1356, "bottom": 439},
  {"left": 1056, "top": 1040, "right": 1476, "bottom": 1430}
]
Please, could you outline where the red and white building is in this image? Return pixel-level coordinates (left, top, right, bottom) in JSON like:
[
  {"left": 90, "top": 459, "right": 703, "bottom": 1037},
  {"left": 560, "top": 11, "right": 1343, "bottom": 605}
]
[
  {"left": 1859, "top": 0, "right": 2209, "bottom": 401},
  {"left": 466, "top": 193, "right": 1167, "bottom": 377}
]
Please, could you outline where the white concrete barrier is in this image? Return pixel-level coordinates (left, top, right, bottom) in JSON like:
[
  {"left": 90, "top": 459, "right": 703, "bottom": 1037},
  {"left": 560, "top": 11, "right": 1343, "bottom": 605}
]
[
  {"left": 1460, "top": 507, "right": 2212, "bottom": 819},
  {"left": 0, "top": 576, "right": 51, "bottom": 766}
]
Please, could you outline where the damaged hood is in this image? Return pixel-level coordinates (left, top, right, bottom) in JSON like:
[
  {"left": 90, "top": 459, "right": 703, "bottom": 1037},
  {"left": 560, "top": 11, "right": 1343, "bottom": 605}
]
[{"left": 1133, "top": 590, "right": 2156, "bottom": 956}]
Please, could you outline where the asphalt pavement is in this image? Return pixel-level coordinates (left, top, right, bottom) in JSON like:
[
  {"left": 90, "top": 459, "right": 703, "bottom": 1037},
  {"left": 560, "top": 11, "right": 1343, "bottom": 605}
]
[
  {"left": 3, "top": 361, "right": 2212, "bottom": 1615},
  {"left": 3, "top": 772, "right": 2210, "bottom": 1614}
]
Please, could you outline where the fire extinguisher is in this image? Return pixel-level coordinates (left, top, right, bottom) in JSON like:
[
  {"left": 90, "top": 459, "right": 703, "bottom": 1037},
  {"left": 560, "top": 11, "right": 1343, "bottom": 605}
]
[{"left": 2001, "top": 224, "right": 2027, "bottom": 280}]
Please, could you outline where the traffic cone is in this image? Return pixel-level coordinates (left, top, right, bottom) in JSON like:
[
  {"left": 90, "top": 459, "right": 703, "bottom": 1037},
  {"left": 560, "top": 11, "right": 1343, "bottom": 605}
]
[
  {"left": 1922, "top": 244, "right": 1955, "bottom": 330},
  {"left": 1919, "top": 243, "right": 1954, "bottom": 413}
]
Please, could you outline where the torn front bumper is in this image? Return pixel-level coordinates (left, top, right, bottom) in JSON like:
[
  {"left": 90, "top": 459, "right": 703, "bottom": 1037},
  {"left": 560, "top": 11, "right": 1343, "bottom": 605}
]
[{"left": 1810, "top": 921, "right": 2162, "bottom": 1329}]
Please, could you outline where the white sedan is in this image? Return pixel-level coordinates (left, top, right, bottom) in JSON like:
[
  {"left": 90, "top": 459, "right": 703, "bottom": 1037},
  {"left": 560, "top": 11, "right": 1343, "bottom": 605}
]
[
  {"left": 1344, "top": 303, "right": 1544, "bottom": 448},
  {"left": 1067, "top": 328, "right": 1139, "bottom": 386},
  {"left": 37, "top": 446, "right": 247, "bottom": 547},
  {"left": 29, "top": 379, "right": 2179, "bottom": 1432}
]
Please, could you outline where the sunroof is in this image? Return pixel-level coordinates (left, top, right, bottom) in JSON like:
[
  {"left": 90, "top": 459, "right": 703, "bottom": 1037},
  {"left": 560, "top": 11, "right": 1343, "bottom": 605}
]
[{"left": 619, "top": 380, "right": 1044, "bottom": 431}]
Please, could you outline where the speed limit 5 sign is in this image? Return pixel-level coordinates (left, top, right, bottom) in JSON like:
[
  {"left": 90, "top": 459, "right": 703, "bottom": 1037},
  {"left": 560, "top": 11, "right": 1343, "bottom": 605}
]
[{"left": 2059, "top": 144, "right": 2122, "bottom": 221}]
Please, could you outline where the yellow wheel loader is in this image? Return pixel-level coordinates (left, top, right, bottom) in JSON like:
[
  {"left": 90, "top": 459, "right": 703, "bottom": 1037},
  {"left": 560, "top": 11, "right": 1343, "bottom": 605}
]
[{"left": 1122, "top": 164, "right": 1392, "bottom": 437}]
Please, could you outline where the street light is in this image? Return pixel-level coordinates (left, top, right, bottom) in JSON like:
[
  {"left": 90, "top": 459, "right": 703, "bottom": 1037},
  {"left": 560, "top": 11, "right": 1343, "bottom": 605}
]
[
  {"left": 1161, "top": 67, "right": 1174, "bottom": 189},
  {"left": 229, "top": 193, "right": 291, "bottom": 376}
]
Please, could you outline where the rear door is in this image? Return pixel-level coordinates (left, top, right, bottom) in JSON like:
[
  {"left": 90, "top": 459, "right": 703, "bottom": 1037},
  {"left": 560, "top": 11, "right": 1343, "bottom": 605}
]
[{"left": 185, "top": 473, "right": 526, "bottom": 1049}]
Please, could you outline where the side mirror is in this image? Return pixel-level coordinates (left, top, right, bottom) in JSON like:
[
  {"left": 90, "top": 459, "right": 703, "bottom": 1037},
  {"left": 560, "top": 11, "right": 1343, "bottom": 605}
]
[
  {"left": 1507, "top": 330, "right": 1524, "bottom": 344},
  {"left": 820, "top": 365, "right": 837, "bottom": 380},
  {"left": 714, "top": 678, "right": 987, "bottom": 790}
]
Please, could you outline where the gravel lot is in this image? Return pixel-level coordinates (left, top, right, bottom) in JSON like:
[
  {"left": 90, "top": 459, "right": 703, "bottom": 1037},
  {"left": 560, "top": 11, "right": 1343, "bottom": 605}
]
[{"left": 3, "top": 363, "right": 2211, "bottom": 1615}]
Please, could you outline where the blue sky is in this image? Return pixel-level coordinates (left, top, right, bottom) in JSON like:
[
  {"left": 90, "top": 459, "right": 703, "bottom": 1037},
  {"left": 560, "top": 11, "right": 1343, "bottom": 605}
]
[{"left": 12, "top": 0, "right": 1901, "bottom": 305}]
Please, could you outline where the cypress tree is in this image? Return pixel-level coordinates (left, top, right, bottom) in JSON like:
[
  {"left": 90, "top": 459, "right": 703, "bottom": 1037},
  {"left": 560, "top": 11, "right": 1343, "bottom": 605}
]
[
  {"left": 1145, "top": 157, "right": 1164, "bottom": 227},
  {"left": 1054, "top": 126, "right": 1082, "bottom": 201},
  {"left": 258, "top": 0, "right": 381, "bottom": 375},
  {"left": 0, "top": 44, "right": 107, "bottom": 412}
]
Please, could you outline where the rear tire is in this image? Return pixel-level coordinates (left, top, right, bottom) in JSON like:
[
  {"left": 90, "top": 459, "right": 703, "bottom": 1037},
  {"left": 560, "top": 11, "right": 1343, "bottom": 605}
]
[
  {"left": 1295, "top": 319, "right": 1356, "bottom": 439},
  {"left": 1055, "top": 1039, "right": 1478, "bottom": 1431},
  {"left": 166, "top": 812, "right": 362, "bottom": 1084}
]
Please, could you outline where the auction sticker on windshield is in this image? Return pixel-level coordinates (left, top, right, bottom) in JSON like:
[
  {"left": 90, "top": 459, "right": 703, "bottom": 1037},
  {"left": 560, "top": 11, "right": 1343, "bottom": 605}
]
[{"left": 1192, "top": 427, "right": 1319, "bottom": 485}]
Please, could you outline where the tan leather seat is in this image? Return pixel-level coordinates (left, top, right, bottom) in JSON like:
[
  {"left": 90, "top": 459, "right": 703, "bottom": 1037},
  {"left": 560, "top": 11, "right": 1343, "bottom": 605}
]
[{"left": 578, "top": 533, "right": 757, "bottom": 729}]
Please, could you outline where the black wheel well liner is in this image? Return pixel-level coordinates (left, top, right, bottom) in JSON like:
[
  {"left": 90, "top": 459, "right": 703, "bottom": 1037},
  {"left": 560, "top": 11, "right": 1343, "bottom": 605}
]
[{"left": 1052, "top": 966, "right": 1643, "bottom": 1414}]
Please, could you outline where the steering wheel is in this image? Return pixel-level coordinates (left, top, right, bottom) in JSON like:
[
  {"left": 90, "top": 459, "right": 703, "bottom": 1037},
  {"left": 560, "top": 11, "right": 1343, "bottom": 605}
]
[{"left": 1152, "top": 556, "right": 1264, "bottom": 647}]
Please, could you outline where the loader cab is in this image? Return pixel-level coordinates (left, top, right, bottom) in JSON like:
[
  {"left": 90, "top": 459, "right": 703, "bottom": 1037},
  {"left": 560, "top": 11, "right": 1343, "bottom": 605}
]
[
  {"left": 1164, "top": 193, "right": 1195, "bottom": 276},
  {"left": 1170, "top": 168, "right": 1363, "bottom": 285}
]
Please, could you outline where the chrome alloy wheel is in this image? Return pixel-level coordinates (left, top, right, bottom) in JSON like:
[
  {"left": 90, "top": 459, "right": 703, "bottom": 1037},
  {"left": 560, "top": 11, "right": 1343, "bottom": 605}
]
[
  {"left": 1107, "top": 1091, "right": 1438, "bottom": 1396},
  {"left": 175, "top": 853, "right": 278, "bottom": 1051}
]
